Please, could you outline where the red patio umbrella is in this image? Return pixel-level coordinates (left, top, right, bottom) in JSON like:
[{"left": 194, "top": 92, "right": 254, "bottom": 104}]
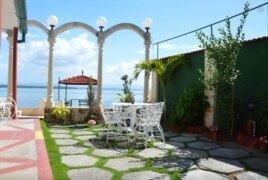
[{"left": 58, "top": 70, "right": 97, "bottom": 106}]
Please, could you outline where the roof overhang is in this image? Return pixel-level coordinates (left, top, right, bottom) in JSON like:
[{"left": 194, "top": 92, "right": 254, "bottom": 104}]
[
  {"left": 2, "top": 0, "right": 18, "bottom": 30},
  {"left": 1, "top": 0, "right": 27, "bottom": 41}
]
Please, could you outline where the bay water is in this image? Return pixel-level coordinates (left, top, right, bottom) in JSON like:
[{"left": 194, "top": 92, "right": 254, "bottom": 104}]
[{"left": 0, "top": 86, "right": 143, "bottom": 108}]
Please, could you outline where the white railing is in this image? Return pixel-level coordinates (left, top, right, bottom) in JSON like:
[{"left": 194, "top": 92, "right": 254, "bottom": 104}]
[{"left": 0, "top": 97, "right": 17, "bottom": 121}]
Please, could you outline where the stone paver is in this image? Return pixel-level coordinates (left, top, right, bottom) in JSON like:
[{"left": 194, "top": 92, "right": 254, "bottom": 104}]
[
  {"left": 105, "top": 157, "right": 145, "bottom": 171},
  {"left": 166, "top": 141, "right": 185, "bottom": 148},
  {"left": 209, "top": 148, "right": 250, "bottom": 159},
  {"left": 49, "top": 129, "right": 70, "bottom": 134},
  {"left": 135, "top": 148, "right": 167, "bottom": 158},
  {"left": 181, "top": 133, "right": 201, "bottom": 137},
  {"left": 173, "top": 148, "right": 208, "bottom": 159},
  {"left": 163, "top": 131, "right": 179, "bottom": 138},
  {"left": 83, "top": 141, "right": 95, "bottom": 147},
  {"left": 91, "top": 128, "right": 106, "bottom": 132},
  {"left": 72, "top": 131, "right": 94, "bottom": 135},
  {"left": 122, "top": 170, "right": 170, "bottom": 180},
  {"left": 187, "top": 141, "right": 220, "bottom": 150},
  {"left": 50, "top": 133, "right": 71, "bottom": 139},
  {"left": 55, "top": 139, "right": 78, "bottom": 146},
  {"left": 59, "top": 146, "right": 88, "bottom": 154},
  {"left": 235, "top": 171, "right": 268, "bottom": 180},
  {"left": 180, "top": 169, "right": 228, "bottom": 180},
  {"left": 75, "top": 135, "right": 97, "bottom": 141},
  {"left": 68, "top": 167, "right": 113, "bottom": 180},
  {"left": 153, "top": 142, "right": 177, "bottom": 150},
  {"left": 153, "top": 156, "right": 196, "bottom": 171},
  {"left": 242, "top": 157, "right": 268, "bottom": 172},
  {"left": 198, "top": 136, "right": 214, "bottom": 142},
  {"left": 92, "top": 149, "right": 127, "bottom": 157},
  {"left": 62, "top": 155, "right": 97, "bottom": 167},
  {"left": 169, "top": 136, "right": 196, "bottom": 143},
  {"left": 198, "top": 158, "right": 245, "bottom": 174}
]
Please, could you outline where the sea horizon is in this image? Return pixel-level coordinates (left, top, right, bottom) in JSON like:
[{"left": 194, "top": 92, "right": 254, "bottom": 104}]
[{"left": 0, "top": 84, "right": 143, "bottom": 108}]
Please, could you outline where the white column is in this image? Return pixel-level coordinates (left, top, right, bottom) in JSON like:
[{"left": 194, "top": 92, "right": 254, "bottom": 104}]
[
  {"left": 97, "top": 32, "right": 105, "bottom": 104},
  {"left": 204, "top": 50, "right": 215, "bottom": 127},
  {"left": 149, "top": 72, "right": 158, "bottom": 103},
  {"left": 7, "top": 30, "right": 13, "bottom": 98},
  {"left": 144, "top": 32, "right": 151, "bottom": 102},
  {"left": 45, "top": 34, "right": 56, "bottom": 108}
]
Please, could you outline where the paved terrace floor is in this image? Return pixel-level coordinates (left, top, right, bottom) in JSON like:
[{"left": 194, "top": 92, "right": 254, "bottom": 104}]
[
  {"left": 0, "top": 118, "right": 268, "bottom": 179},
  {"left": 0, "top": 118, "right": 52, "bottom": 180}
]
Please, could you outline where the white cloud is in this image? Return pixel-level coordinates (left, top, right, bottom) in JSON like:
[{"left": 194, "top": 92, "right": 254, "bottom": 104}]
[
  {"left": 18, "top": 33, "right": 97, "bottom": 72},
  {"left": 26, "top": 33, "right": 39, "bottom": 39},
  {"left": 103, "top": 59, "right": 144, "bottom": 86}
]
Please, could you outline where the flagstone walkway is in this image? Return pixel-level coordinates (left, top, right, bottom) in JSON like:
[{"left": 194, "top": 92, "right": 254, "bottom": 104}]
[
  {"left": 49, "top": 125, "right": 268, "bottom": 180},
  {"left": 0, "top": 118, "right": 52, "bottom": 180},
  {"left": 0, "top": 119, "right": 268, "bottom": 179}
]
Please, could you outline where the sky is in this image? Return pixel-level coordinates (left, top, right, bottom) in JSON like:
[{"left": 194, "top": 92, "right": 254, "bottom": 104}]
[{"left": 0, "top": 0, "right": 268, "bottom": 87}]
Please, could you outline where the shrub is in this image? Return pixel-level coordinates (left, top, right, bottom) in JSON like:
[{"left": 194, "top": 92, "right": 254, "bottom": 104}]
[{"left": 171, "top": 87, "right": 210, "bottom": 126}]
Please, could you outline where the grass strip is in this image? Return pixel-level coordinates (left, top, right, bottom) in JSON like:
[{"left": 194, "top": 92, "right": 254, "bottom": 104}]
[{"left": 40, "top": 119, "right": 70, "bottom": 180}]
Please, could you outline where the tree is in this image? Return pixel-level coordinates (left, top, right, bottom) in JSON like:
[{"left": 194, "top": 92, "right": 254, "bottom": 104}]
[
  {"left": 133, "top": 55, "right": 185, "bottom": 121},
  {"left": 197, "top": 2, "right": 249, "bottom": 134}
]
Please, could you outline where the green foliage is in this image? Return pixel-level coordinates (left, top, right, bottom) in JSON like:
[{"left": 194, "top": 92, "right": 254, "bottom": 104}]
[
  {"left": 51, "top": 106, "right": 70, "bottom": 120},
  {"left": 196, "top": 2, "right": 249, "bottom": 132},
  {"left": 117, "top": 75, "right": 135, "bottom": 103},
  {"left": 171, "top": 87, "right": 210, "bottom": 126},
  {"left": 133, "top": 55, "right": 186, "bottom": 121}
]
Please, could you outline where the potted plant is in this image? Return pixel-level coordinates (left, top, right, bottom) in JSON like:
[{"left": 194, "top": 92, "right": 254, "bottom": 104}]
[{"left": 51, "top": 106, "right": 71, "bottom": 124}]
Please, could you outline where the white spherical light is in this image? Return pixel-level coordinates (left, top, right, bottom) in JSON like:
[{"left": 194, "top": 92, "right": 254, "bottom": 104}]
[
  {"left": 142, "top": 18, "right": 153, "bottom": 29},
  {"left": 47, "top": 15, "right": 59, "bottom": 26},
  {"left": 96, "top": 16, "right": 107, "bottom": 28}
]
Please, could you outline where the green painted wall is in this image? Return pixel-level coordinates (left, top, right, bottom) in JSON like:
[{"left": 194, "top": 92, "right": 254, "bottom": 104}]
[
  {"left": 158, "top": 51, "right": 205, "bottom": 118},
  {"left": 158, "top": 37, "right": 268, "bottom": 127},
  {"left": 235, "top": 38, "right": 268, "bottom": 126}
]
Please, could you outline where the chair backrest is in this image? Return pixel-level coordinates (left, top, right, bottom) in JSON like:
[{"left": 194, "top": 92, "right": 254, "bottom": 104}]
[
  {"left": 99, "top": 104, "right": 118, "bottom": 124},
  {"left": 0, "top": 97, "right": 17, "bottom": 119},
  {"left": 113, "top": 104, "right": 136, "bottom": 126},
  {"left": 146, "top": 102, "right": 164, "bottom": 126}
]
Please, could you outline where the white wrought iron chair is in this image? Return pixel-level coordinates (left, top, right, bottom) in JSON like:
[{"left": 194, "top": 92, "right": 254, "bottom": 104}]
[
  {"left": 0, "top": 97, "right": 17, "bottom": 121},
  {"left": 99, "top": 104, "right": 122, "bottom": 143},
  {"left": 132, "top": 103, "right": 165, "bottom": 148},
  {"left": 148, "top": 102, "right": 165, "bottom": 144},
  {"left": 113, "top": 104, "right": 135, "bottom": 140}
]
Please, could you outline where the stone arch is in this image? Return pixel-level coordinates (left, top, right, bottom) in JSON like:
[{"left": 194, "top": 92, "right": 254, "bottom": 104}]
[
  {"left": 104, "top": 23, "right": 146, "bottom": 40},
  {"left": 28, "top": 20, "right": 49, "bottom": 35},
  {"left": 54, "top": 22, "right": 98, "bottom": 37}
]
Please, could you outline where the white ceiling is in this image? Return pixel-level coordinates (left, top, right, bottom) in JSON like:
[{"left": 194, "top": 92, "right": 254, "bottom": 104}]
[{"left": 1, "top": 0, "right": 18, "bottom": 30}]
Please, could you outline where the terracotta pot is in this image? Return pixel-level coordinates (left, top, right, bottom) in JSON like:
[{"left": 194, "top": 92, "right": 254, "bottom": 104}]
[{"left": 260, "top": 143, "right": 268, "bottom": 153}]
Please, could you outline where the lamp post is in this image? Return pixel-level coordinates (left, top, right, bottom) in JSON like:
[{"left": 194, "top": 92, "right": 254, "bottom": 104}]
[
  {"left": 142, "top": 18, "right": 153, "bottom": 102},
  {"left": 96, "top": 16, "right": 107, "bottom": 104},
  {"left": 46, "top": 15, "right": 58, "bottom": 108}
]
